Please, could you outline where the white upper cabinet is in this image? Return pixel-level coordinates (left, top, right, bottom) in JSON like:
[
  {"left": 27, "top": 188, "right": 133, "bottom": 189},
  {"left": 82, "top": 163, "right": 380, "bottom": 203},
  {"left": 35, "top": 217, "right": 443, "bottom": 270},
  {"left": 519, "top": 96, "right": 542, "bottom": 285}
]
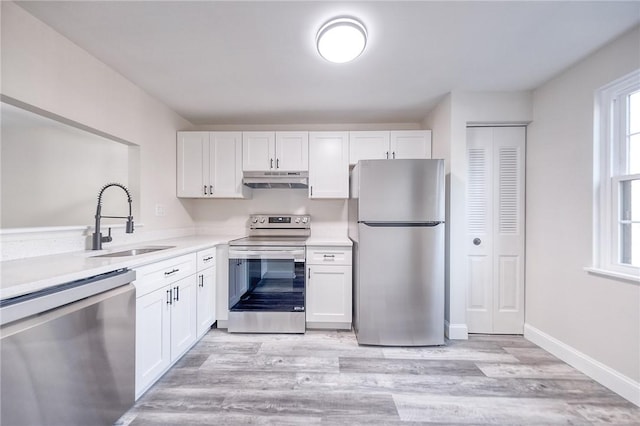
[
  {"left": 243, "top": 131, "right": 308, "bottom": 172},
  {"left": 177, "top": 131, "right": 208, "bottom": 197},
  {"left": 276, "top": 132, "right": 309, "bottom": 171},
  {"left": 309, "top": 131, "right": 349, "bottom": 199},
  {"left": 349, "top": 130, "right": 432, "bottom": 165},
  {"left": 390, "top": 130, "right": 432, "bottom": 160},
  {"left": 349, "top": 131, "right": 390, "bottom": 164},
  {"left": 242, "top": 132, "right": 275, "bottom": 171},
  {"left": 209, "top": 132, "right": 248, "bottom": 197},
  {"left": 177, "top": 131, "right": 249, "bottom": 198}
]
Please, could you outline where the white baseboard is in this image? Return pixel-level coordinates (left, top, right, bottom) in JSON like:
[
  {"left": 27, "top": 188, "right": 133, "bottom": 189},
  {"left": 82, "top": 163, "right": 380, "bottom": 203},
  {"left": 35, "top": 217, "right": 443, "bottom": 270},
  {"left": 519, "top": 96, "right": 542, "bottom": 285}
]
[
  {"left": 445, "top": 320, "right": 468, "bottom": 340},
  {"left": 524, "top": 323, "right": 639, "bottom": 407}
]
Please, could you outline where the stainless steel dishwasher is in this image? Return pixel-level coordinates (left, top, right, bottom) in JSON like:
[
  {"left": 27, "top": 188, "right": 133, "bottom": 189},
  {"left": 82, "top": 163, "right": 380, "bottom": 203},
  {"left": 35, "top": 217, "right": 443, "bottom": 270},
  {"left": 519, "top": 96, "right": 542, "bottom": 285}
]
[{"left": 0, "top": 268, "right": 136, "bottom": 426}]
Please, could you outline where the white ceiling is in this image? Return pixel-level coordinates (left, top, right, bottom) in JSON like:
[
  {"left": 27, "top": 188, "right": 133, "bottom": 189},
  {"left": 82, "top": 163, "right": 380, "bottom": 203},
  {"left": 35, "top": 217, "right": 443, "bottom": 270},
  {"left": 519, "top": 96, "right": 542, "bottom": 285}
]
[{"left": 16, "top": 1, "right": 640, "bottom": 125}]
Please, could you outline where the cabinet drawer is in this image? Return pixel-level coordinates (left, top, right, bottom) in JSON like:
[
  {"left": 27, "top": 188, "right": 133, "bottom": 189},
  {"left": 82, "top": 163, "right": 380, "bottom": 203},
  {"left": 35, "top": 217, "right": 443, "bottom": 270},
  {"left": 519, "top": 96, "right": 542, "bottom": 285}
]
[
  {"left": 197, "top": 247, "right": 216, "bottom": 271},
  {"left": 134, "top": 253, "right": 197, "bottom": 297},
  {"left": 306, "top": 247, "right": 352, "bottom": 265}
]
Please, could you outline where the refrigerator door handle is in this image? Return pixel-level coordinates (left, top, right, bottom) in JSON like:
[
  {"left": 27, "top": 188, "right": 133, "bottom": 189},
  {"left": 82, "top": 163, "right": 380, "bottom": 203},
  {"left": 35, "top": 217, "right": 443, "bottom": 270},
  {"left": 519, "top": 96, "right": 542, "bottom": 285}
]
[{"left": 359, "top": 221, "right": 443, "bottom": 227}]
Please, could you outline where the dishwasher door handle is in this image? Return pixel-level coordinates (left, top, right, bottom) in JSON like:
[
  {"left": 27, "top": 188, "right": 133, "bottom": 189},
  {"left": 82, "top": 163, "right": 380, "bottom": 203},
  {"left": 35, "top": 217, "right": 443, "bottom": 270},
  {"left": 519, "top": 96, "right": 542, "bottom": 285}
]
[{"left": 0, "top": 269, "right": 136, "bottom": 326}]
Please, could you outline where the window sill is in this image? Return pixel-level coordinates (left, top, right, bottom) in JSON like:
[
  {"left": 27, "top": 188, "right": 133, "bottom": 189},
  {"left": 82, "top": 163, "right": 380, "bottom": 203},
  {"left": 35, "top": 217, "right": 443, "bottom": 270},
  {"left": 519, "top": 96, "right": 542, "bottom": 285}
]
[{"left": 584, "top": 267, "right": 639, "bottom": 284}]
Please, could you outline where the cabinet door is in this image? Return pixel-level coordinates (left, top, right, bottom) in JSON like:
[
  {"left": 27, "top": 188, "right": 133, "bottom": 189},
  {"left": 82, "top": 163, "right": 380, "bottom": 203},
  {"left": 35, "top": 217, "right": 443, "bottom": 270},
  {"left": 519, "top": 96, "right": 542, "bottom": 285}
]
[
  {"left": 243, "top": 131, "right": 275, "bottom": 171},
  {"left": 209, "top": 132, "right": 247, "bottom": 198},
  {"left": 309, "top": 131, "right": 349, "bottom": 199},
  {"left": 196, "top": 266, "right": 216, "bottom": 338},
  {"left": 170, "top": 276, "right": 197, "bottom": 361},
  {"left": 306, "top": 264, "right": 352, "bottom": 323},
  {"left": 349, "top": 131, "right": 389, "bottom": 165},
  {"left": 276, "top": 131, "right": 308, "bottom": 171},
  {"left": 135, "top": 286, "right": 171, "bottom": 398},
  {"left": 177, "top": 131, "right": 208, "bottom": 197},
  {"left": 390, "top": 130, "right": 432, "bottom": 159}
]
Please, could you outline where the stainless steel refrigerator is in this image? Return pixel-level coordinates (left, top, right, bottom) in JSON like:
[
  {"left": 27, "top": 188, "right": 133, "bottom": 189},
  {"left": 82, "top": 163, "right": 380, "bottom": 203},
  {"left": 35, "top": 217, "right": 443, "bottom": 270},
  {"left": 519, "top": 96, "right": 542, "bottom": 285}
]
[{"left": 348, "top": 159, "right": 445, "bottom": 346}]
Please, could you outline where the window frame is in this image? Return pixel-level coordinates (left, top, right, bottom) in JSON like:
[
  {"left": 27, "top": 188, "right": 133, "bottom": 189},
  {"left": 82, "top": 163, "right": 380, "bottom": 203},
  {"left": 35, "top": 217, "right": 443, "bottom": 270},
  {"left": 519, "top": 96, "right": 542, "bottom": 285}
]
[{"left": 592, "top": 69, "right": 640, "bottom": 281}]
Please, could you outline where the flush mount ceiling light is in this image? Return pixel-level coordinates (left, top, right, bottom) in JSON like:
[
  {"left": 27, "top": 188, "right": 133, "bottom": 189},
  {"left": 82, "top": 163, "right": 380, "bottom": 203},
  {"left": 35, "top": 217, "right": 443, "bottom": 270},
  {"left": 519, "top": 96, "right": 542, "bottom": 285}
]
[{"left": 316, "top": 17, "right": 367, "bottom": 63}]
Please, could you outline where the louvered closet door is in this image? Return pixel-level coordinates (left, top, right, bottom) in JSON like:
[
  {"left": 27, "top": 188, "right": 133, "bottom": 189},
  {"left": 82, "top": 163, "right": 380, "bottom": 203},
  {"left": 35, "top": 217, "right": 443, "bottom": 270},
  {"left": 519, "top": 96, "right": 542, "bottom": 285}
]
[{"left": 466, "top": 126, "right": 525, "bottom": 334}]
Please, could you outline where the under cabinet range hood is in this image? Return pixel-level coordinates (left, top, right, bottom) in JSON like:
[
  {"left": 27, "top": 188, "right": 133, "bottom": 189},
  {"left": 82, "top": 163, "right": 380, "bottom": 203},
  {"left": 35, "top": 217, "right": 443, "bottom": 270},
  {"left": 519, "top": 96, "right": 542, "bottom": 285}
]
[{"left": 242, "top": 171, "right": 309, "bottom": 189}]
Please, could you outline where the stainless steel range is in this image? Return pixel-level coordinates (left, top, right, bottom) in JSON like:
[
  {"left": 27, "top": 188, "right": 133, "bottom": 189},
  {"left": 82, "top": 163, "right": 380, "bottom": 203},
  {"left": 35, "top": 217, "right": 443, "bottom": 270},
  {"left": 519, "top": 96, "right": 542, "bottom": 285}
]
[{"left": 228, "top": 214, "right": 310, "bottom": 333}]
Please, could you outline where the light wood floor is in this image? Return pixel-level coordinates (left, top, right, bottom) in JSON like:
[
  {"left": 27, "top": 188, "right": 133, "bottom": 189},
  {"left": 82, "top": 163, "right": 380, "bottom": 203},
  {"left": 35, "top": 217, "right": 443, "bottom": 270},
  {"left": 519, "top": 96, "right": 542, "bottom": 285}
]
[{"left": 117, "top": 328, "right": 640, "bottom": 425}]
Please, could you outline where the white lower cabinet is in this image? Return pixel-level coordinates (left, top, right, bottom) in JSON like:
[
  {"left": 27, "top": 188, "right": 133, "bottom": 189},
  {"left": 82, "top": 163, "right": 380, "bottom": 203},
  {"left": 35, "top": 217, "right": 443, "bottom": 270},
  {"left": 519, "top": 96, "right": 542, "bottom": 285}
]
[
  {"left": 306, "top": 246, "right": 352, "bottom": 329},
  {"left": 169, "top": 276, "right": 198, "bottom": 358},
  {"left": 196, "top": 248, "right": 217, "bottom": 338},
  {"left": 134, "top": 249, "right": 216, "bottom": 399},
  {"left": 135, "top": 274, "right": 196, "bottom": 398},
  {"left": 135, "top": 285, "right": 171, "bottom": 397}
]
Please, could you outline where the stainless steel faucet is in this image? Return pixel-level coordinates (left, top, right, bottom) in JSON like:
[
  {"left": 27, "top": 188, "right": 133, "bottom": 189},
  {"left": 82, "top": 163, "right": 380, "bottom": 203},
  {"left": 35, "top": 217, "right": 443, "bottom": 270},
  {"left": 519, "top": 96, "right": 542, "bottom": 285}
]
[{"left": 92, "top": 183, "right": 134, "bottom": 250}]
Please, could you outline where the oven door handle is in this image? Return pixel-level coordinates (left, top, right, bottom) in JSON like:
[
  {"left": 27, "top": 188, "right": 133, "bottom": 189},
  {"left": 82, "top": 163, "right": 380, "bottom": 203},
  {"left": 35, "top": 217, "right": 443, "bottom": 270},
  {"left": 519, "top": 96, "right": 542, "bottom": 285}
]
[{"left": 229, "top": 250, "right": 305, "bottom": 261}]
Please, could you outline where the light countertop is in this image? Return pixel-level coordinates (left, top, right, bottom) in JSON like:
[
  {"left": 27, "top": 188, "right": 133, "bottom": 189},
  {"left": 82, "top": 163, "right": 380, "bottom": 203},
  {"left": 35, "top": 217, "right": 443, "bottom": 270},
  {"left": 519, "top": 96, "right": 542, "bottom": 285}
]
[
  {"left": 1, "top": 235, "right": 240, "bottom": 300},
  {"left": 1, "top": 233, "right": 351, "bottom": 300},
  {"left": 305, "top": 237, "right": 352, "bottom": 247}
]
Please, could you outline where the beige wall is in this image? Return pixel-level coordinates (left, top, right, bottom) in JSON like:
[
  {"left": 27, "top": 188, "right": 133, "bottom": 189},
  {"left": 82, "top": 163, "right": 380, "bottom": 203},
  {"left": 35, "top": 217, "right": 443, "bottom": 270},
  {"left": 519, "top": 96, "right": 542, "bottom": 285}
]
[
  {"left": 186, "top": 190, "right": 348, "bottom": 238},
  {"left": 1, "top": 106, "right": 131, "bottom": 227},
  {"left": 423, "top": 94, "right": 453, "bottom": 322},
  {"left": 424, "top": 91, "right": 532, "bottom": 338},
  {"left": 526, "top": 25, "right": 640, "bottom": 386},
  {"left": 1, "top": 1, "right": 194, "bottom": 231}
]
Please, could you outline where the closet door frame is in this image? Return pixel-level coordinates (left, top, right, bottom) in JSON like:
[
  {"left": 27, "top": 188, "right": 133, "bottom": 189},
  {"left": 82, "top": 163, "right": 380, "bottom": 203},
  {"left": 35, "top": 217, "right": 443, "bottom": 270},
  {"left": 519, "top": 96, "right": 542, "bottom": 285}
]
[{"left": 465, "top": 126, "right": 526, "bottom": 334}]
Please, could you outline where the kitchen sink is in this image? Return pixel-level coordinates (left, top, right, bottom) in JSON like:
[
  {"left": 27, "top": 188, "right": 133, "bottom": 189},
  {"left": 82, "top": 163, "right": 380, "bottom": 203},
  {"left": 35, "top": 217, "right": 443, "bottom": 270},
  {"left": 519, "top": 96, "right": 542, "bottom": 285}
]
[{"left": 91, "top": 245, "right": 175, "bottom": 258}]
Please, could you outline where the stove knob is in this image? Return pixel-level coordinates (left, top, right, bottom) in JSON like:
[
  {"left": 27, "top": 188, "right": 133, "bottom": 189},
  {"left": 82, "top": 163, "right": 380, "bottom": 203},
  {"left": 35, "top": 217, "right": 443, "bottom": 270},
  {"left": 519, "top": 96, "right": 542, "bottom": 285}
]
[
  {"left": 302, "top": 217, "right": 308, "bottom": 224},
  {"left": 259, "top": 217, "right": 266, "bottom": 223},
  {"left": 252, "top": 217, "right": 259, "bottom": 224},
  {"left": 295, "top": 217, "right": 301, "bottom": 223}
]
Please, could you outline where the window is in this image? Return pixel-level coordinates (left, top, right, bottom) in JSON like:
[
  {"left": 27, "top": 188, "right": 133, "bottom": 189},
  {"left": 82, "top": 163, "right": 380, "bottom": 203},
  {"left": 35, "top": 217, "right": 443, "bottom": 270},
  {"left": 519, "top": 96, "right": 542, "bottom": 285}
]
[{"left": 593, "top": 69, "right": 640, "bottom": 280}]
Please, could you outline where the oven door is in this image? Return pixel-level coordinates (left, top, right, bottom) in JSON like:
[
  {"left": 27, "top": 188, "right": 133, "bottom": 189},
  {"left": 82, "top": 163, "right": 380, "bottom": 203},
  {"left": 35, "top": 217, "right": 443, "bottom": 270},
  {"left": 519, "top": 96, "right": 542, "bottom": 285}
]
[{"left": 228, "top": 247, "right": 305, "bottom": 313}]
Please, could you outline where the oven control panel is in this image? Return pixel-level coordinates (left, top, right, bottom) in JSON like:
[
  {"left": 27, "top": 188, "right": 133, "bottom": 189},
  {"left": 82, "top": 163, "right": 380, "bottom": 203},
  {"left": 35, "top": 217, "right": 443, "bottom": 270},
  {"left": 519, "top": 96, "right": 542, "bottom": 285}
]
[{"left": 249, "top": 214, "right": 310, "bottom": 229}]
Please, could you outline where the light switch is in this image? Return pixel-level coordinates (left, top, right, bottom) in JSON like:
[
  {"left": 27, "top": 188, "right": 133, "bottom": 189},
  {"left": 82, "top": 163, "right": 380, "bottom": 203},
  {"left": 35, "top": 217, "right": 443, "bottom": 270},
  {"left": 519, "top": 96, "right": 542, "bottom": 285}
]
[{"left": 155, "top": 204, "right": 166, "bottom": 217}]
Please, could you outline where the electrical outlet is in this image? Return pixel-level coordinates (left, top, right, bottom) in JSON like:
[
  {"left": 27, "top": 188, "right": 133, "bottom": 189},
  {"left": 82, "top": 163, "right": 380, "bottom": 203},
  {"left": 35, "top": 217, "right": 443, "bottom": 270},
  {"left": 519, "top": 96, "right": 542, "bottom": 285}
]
[{"left": 155, "top": 204, "right": 166, "bottom": 217}]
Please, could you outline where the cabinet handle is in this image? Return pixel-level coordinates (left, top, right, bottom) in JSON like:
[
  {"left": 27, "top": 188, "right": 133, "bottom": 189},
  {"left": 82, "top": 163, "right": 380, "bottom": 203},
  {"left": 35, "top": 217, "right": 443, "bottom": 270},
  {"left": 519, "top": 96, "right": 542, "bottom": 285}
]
[
  {"left": 166, "top": 289, "right": 172, "bottom": 305},
  {"left": 386, "top": 151, "right": 389, "bottom": 159},
  {"left": 392, "top": 151, "right": 396, "bottom": 159},
  {"left": 209, "top": 185, "right": 213, "bottom": 194},
  {"left": 164, "top": 268, "right": 179, "bottom": 276},
  {"left": 270, "top": 158, "right": 274, "bottom": 169},
  {"left": 174, "top": 286, "right": 179, "bottom": 301},
  {"left": 203, "top": 256, "right": 214, "bottom": 262},
  {"left": 308, "top": 267, "right": 311, "bottom": 280},
  {"left": 276, "top": 158, "right": 280, "bottom": 169},
  {"left": 310, "top": 186, "right": 313, "bottom": 197},
  {"left": 199, "top": 274, "right": 204, "bottom": 287},
  {"left": 323, "top": 254, "right": 335, "bottom": 260},
  {"left": 203, "top": 185, "right": 207, "bottom": 195}
]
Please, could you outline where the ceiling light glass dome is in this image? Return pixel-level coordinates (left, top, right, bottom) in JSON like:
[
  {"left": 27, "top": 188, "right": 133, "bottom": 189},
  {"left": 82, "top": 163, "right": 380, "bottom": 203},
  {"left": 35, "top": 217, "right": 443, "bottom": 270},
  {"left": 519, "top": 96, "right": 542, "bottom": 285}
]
[{"left": 316, "top": 17, "right": 367, "bottom": 63}]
